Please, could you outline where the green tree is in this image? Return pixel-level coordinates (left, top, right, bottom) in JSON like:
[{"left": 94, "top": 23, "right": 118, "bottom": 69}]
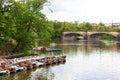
[
  {"left": 98, "top": 22, "right": 107, "bottom": 30},
  {"left": 0, "top": 0, "right": 52, "bottom": 55}
]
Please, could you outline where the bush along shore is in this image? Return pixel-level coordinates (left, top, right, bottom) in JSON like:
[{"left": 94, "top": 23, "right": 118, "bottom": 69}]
[{"left": 0, "top": 55, "right": 66, "bottom": 76}]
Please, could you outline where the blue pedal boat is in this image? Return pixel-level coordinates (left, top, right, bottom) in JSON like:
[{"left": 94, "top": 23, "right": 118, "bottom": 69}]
[
  {"left": 0, "top": 70, "right": 10, "bottom": 75},
  {"left": 46, "top": 48, "right": 62, "bottom": 52},
  {"left": 11, "top": 65, "right": 26, "bottom": 72}
]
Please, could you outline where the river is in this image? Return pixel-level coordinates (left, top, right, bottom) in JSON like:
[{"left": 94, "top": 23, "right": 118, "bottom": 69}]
[{"left": 1, "top": 40, "right": 120, "bottom": 80}]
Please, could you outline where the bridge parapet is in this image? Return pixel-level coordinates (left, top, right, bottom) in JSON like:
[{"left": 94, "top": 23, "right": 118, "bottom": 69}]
[{"left": 62, "top": 30, "right": 120, "bottom": 41}]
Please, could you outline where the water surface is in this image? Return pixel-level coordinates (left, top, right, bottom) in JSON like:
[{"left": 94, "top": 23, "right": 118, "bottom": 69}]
[{"left": 1, "top": 41, "right": 120, "bottom": 80}]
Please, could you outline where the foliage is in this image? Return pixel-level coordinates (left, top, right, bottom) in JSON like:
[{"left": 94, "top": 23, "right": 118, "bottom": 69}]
[
  {"left": 0, "top": 0, "right": 52, "bottom": 55},
  {"left": 101, "top": 34, "right": 115, "bottom": 40}
]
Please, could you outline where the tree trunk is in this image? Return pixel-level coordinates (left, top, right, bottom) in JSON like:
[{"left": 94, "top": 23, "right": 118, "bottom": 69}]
[{"left": 12, "top": 40, "right": 21, "bottom": 52}]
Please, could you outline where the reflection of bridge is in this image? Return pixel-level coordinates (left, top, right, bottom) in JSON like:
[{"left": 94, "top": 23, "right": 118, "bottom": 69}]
[{"left": 62, "top": 31, "right": 120, "bottom": 41}]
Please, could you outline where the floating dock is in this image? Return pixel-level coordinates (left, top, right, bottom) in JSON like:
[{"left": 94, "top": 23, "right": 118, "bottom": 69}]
[{"left": 0, "top": 55, "right": 66, "bottom": 76}]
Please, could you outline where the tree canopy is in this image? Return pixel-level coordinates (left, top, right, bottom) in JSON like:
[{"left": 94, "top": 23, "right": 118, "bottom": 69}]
[{"left": 0, "top": 0, "right": 52, "bottom": 55}]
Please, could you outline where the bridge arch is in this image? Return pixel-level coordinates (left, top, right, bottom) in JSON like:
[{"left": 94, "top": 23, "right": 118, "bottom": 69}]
[
  {"left": 89, "top": 33, "right": 116, "bottom": 41},
  {"left": 63, "top": 33, "right": 84, "bottom": 40},
  {"left": 64, "top": 33, "right": 84, "bottom": 37},
  {"left": 87, "top": 31, "right": 118, "bottom": 37}
]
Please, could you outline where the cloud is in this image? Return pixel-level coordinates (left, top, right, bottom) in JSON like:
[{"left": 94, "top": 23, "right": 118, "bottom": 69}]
[
  {"left": 42, "top": 0, "right": 68, "bottom": 13},
  {"left": 42, "top": 0, "right": 120, "bottom": 23}
]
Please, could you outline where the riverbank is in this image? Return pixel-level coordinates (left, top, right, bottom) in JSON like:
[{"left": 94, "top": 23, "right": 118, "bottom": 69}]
[
  {"left": 0, "top": 53, "right": 24, "bottom": 59},
  {"left": 0, "top": 52, "right": 39, "bottom": 59}
]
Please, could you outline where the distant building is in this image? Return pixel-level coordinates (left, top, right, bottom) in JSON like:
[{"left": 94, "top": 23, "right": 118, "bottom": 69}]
[{"left": 105, "top": 23, "right": 120, "bottom": 27}]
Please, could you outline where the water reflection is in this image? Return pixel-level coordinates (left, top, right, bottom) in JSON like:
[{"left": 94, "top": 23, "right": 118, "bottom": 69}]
[
  {"left": 1, "top": 41, "right": 120, "bottom": 80},
  {"left": 31, "top": 67, "right": 54, "bottom": 80},
  {"left": 61, "top": 40, "right": 120, "bottom": 54}
]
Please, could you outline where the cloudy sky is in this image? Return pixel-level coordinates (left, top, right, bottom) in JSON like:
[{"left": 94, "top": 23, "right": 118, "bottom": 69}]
[{"left": 42, "top": 0, "right": 120, "bottom": 23}]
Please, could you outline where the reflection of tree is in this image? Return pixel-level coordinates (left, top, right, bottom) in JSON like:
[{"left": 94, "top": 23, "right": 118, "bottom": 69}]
[
  {"left": 31, "top": 67, "right": 55, "bottom": 80},
  {"left": 0, "top": 70, "right": 32, "bottom": 80},
  {"left": 16, "top": 71, "right": 32, "bottom": 80},
  {"left": 61, "top": 40, "right": 119, "bottom": 55},
  {"left": 116, "top": 43, "right": 120, "bottom": 52},
  {"left": 61, "top": 45, "right": 78, "bottom": 56},
  {"left": 0, "top": 67, "right": 55, "bottom": 80}
]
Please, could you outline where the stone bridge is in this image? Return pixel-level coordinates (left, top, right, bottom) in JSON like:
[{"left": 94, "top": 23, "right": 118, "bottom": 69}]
[{"left": 62, "top": 30, "right": 120, "bottom": 41}]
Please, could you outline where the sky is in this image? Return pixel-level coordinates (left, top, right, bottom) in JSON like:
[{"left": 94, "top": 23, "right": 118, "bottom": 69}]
[{"left": 42, "top": 0, "right": 120, "bottom": 23}]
